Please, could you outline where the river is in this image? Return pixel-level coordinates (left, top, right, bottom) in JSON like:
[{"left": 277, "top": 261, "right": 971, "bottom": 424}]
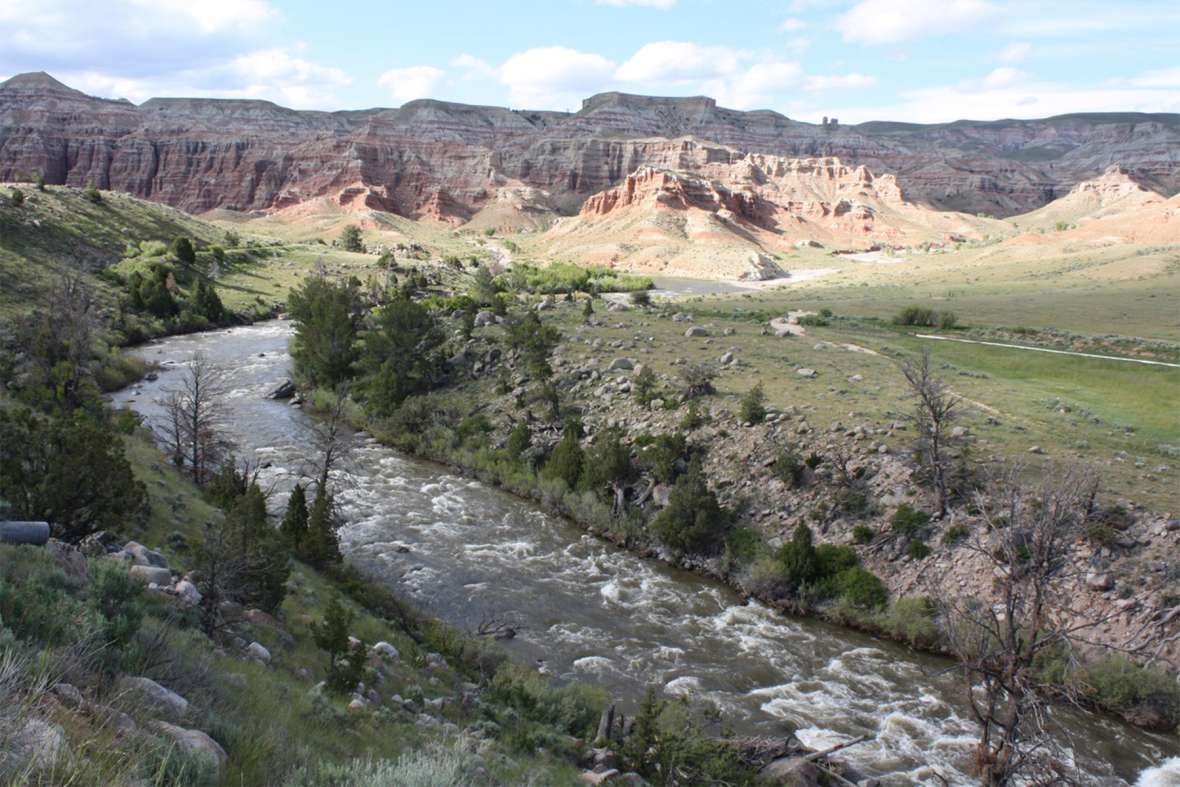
[{"left": 110, "top": 322, "right": 1180, "bottom": 786}]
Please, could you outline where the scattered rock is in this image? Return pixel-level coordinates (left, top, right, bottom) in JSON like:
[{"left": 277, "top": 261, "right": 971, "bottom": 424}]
[
  {"left": 761, "top": 756, "right": 819, "bottom": 786},
  {"left": 608, "top": 358, "right": 634, "bottom": 372},
  {"left": 267, "top": 380, "right": 296, "bottom": 400},
  {"left": 371, "top": 641, "right": 400, "bottom": 662},
  {"left": 149, "top": 721, "right": 227, "bottom": 778},
  {"left": 118, "top": 676, "right": 189, "bottom": 721},
  {"left": 1027, "top": 446, "right": 1045, "bottom": 455},
  {"left": 7, "top": 718, "right": 69, "bottom": 773},
  {"left": 124, "top": 541, "right": 168, "bottom": 568},
  {"left": 79, "top": 530, "right": 119, "bottom": 556},
  {"left": 1085, "top": 573, "right": 1115, "bottom": 592},
  {"left": 174, "top": 579, "right": 202, "bottom": 606},
  {"left": 474, "top": 310, "right": 496, "bottom": 327},
  {"left": 684, "top": 326, "right": 709, "bottom": 338},
  {"left": 246, "top": 642, "right": 271, "bottom": 664},
  {"left": 580, "top": 769, "right": 621, "bottom": 785},
  {"left": 51, "top": 682, "right": 84, "bottom": 709},
  {"left": 129, "top": 565, "right": 172, "bottom": 586},
  {"left": 796, "top": 368, "right": 817, "bottom": 379}
]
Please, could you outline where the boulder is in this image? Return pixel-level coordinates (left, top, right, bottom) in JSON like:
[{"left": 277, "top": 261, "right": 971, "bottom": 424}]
[
  {"left": 760, "top": 756, "right": 820, "bottom": 786},
  {"left": 796, "top": 368, "right": 817, "bottom": 378},
  {"left": 51, "top": 682, "right": 84, "bottom": 709},
  {"left": 246, "top": 642, "right": 271, "bottom": 664},
  {"left": 149, "top": 721, "right": 227, "bottom": 778},
  {"left": 174, "top": 579, "right": 202, "bottom": 606},
  {"left": 371, "top": 641, "right": 400, "bottom": 662},
  {"left": 608, "top": 357, "right": 634, "bottom": 372},
  {"left": 129, "top": 565, "right": 173, "bottom": 586},
  {"left": 78, "top": 530, "right": 119, "bottom": 556},
  {"left": 0, "top": 520, "right": 50, "bottom": 545},
  {"left": 1085, "top": 573, "right": 1115, "bottom": 592},
  {"left": 118, "top": 676, "right": 189, "bottom": 721},
  {"left": 580, "top": 770, "right": 621, "bottom": 785},
  {"left": 474, "top": 310, "right": 496, "bottom": 327},
  {"left": 124, "top": 541, "right": 168, "bottom": 568},
  {"left": 6, "top": 718, "right": 69, "bottom": 773},
  {"left": 720, "top": 351, "right": 735, "bottom": 365},
  {"left": 267, "top": 379, "right": 296, "bottom": 400},
  {"left": 684, "top": 326, "right": 709, "bottom": 338}
]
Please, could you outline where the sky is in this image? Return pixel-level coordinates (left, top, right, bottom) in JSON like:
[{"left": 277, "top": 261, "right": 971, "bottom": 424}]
[{"left": 2, "top": 0, "right": 1180, "bottom": 123}]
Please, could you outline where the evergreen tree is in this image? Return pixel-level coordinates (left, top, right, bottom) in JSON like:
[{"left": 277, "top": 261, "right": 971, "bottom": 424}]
[
  {"left": 83, "top": 180, "right": 101, "bottom": 203},
  {"left": 10, "top": 188, "right": 24, "bottom": 207},
  {"left": 356, "top": 296, "right": 445, "bottom": 417},
  {"left": 633, "top": 365, "right": 657, "bottom": 406},
  {"left": 739, "top": 383, "right": 766, "bottom": 424},
  {"left": 194, "top": 279, "right": 225, "bottom": 322},
  {"left": 339, "top": 224, "right": 364, "bottom": 253},
  {"left": 34, "top": 173, "right": 45, "bottom": 192},
  {"left": 287, "top": 276, "right": 359, "bottom": 388},
  {"left": 312, "top": 595, "right": 354, "bottom": 680},
  {"left": 540, "top": 417, "right": 584, "bottom": 490},
  {"left": 170, "top": 236, "right": 196, "bottom": 266},
  {"left": 302, "top": 483, "right": 341, "bottom": 566},
  {"left": 505, "top": 311, "right": 560, "bottom": 382},
  {"left": 505, "top": 421, "right": 531, "bottom": 461},
  {"left": 649, "top": 457, "right": 730, "bottom": 555},
  {"left": 468, "top": 265, "right": 498, "bottom": 306},
  {"left": 280, "top": 483, "right": 309, "bottom": 546},
  {"left": 777, "top": 523, "right": 820, "bottom": 593},
  {"left": 582, "top": 297, "right": 594, "bottom": 321},
  {"left": 583, "top": 425, "right": 637, "bottom": 512}
]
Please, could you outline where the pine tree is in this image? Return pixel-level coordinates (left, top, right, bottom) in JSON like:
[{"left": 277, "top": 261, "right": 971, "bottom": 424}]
[
  {"left": 171, "top": 236, "right": 196, "bottom": 266},
  {"left": 280, "top": 484, "right": 309, "bottom": 546},
  {"left": 312, "top": 595, "right": 353, "bottom": 674},
  {"left": 540, "top": 417, "right": 584, "bottom": 490},
  {"left": 339, "top": 224, "right": 364, "bottom": 253},
  {"left": 302, "top": 483, "right": 341, "bottom": 566}
]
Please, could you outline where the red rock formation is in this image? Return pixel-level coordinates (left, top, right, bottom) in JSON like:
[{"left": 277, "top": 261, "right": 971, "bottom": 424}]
[{"left": 3, "top": 73, "right": 1179, "bottom": 218}]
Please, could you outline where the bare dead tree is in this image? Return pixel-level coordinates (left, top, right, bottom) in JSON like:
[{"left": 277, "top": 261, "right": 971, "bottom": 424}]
[
  {"left": 937, "top": 463, "right": 1109, "bottom": 786},
  {"left": 158, "top": 352, "right": 230, "bottom": 485},
  {"left": 23, "top": 274, "right": 97, "bottom": 410},
  {"left": 901, "top": 347, "right": 962, "bottom": 517},
  {"left": 304, "top": 384, "right": 353, "bottom": 493}
]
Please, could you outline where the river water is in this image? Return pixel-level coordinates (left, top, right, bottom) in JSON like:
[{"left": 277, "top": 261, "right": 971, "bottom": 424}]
[{"left": 110, "top": 322, "right": 1180, "bottom": 786}]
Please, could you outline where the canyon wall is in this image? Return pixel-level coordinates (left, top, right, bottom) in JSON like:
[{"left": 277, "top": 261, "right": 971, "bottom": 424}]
[{"left": 3, "top": 72, "right": 1179, "bottom": 219}]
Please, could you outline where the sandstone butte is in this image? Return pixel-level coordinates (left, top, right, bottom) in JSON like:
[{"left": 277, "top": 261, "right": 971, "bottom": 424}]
[{"left": 3, "top": 70, "right": 1180, "bottom": 224}]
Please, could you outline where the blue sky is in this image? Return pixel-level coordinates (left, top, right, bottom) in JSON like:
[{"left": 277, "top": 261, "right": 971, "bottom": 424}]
[{"left": 2, "top": 0, "right": 1180, "bottom": 123}]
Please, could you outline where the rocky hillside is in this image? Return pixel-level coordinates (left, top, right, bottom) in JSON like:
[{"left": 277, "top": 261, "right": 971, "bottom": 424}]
[
  {"left": 3, "top": 72, "right": 1179, "bottom": 221},
  {"left": 541, "top": 153, "right": 1010, "bottom": 277}
]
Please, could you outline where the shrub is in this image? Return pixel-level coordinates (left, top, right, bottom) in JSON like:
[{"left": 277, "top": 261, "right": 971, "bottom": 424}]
[
  {"left": 488, "top": 662, "right": 605, "bottom": 736},
  {"left": 339, "top": 224, "right": 364, "bottom": 253},
  {"left": 633, "top": 365, "right": 658, "bottom": 406},
  {"left": 0, "top": 545, "right": 88, "bottom": 644},
  {"left": 630, "top": 290, "right": 652, "bottom": 307},
  {"left": 891, "top": 504, "right": 930, "bottom": 539},
  {"left": 852, "top": 524, "right": 875, "bottom": 544},
  {"left": 88, "top": 560, "right": 145, "bottom": 651},
  {"left": 1084, "top": 656, "right": 1180, "bottom": 731},
  {"left": 679, "top": 363, "right": 716, "bottom": 400},
  {"left": 776, "top": 524, "right": 820, "bottom": 592},
  {"left": 540, "top": 417, "right": 584, "bottom": 490},
  {"left": 907, "top": 540, "right": 931, "bottom": 559},
  {"left": 650, "top": 458, "right": 731, "bottom": 555},
  {"left": 893, "top": 305, "right": 957, "bottom": 329},
  {"left": 938, "top": 311, "right": 958, "bottom": 329},
  {"left": 170, "top": 236, "right": 196, "bottom": 266},
  {"left": 942, "top": 524, "right": 969, "bottom": 544},
  {"left": 739, "top": 384, "right": 766, "bottom": 424},
  {"left": 815, "top": 543, "right": 858, "bottom": 577},
  {"left": 679, "top": 400, "right": 706, "bottom": 431},
  {"left": 877, "top": 596, "right": 939, "bottom": 648},
  {"left": 772, "top": 449, "right": 806, "bottom": 487},
  {"left": 34, "top": 173, "right": 45, "bottom": 191},
  {"left": 10, "top": 188, "right": 24, "bottom": 207},
  {"left": 83, "top": 180, "right": 102, "bottom": 203},
  {"left": 834, "top": 566, "right": 887, "bottom": 609}
]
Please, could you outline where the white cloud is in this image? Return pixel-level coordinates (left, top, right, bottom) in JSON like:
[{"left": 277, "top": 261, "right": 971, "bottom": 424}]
[
  {"left": 594, "top": 0, "right": 676, "bottom": 7},
  {"left": 804, "top": 72, "right": 876, "bottom": 91},
  {"left": 450, "top": 54, "right": 496, "bottom": 81},
  {"left": 615, "top": 42, "right": 747, "bottom": 83},
  {"left": 979, "top": 66, "right": 1025, "bottom": 89},
  {"left": 1128, "top": 66, "right": 1180, "bottom": 88},
  {"left": 378, "top": 66, "right": 445, "bottom": 104},
  {"left": 0, "top": 0, "right": 351, "bottom": 108},
  {"left": 823, "top": 69, "right": 1180, "bottom": 124},
  {"left": 778, "top": 17, "right": 807, "bottom": 32},
  {"left": 706, "top": 61, "right": 803, "bottom": 109},
  {"left": 838, "top": 0, "right": 996, "bottom": 44},
  {"left": 499, "top": 47, "right": 617, "bottom": 107},
  {"left": 997, "top": 42, "right": 1032, "bottom": 63}
]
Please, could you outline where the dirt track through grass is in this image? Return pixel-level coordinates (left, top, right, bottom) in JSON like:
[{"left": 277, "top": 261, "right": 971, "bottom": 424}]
[{"left": 914, "top": 333, "right": 1180, "bottom": 368}]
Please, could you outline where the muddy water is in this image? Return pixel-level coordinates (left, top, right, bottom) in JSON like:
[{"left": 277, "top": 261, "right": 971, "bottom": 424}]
[{"left": 111, "top": 322, "right": 1179, "bottom": 786}]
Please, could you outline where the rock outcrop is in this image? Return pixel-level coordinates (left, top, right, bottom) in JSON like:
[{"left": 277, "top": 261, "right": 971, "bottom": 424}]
[{"left": 3, "top": 73, "right": 1179, "bottom": 219}]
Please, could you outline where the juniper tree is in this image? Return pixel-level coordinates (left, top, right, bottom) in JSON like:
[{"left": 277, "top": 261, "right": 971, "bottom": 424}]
[{"left": 280, "top": 484, "right": 309, "bottom": 546}]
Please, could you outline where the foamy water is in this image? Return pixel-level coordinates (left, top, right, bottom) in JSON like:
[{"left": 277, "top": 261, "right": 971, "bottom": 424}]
[{"left": 111, "top": 322, "right": 1180, "bottom": 786}]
